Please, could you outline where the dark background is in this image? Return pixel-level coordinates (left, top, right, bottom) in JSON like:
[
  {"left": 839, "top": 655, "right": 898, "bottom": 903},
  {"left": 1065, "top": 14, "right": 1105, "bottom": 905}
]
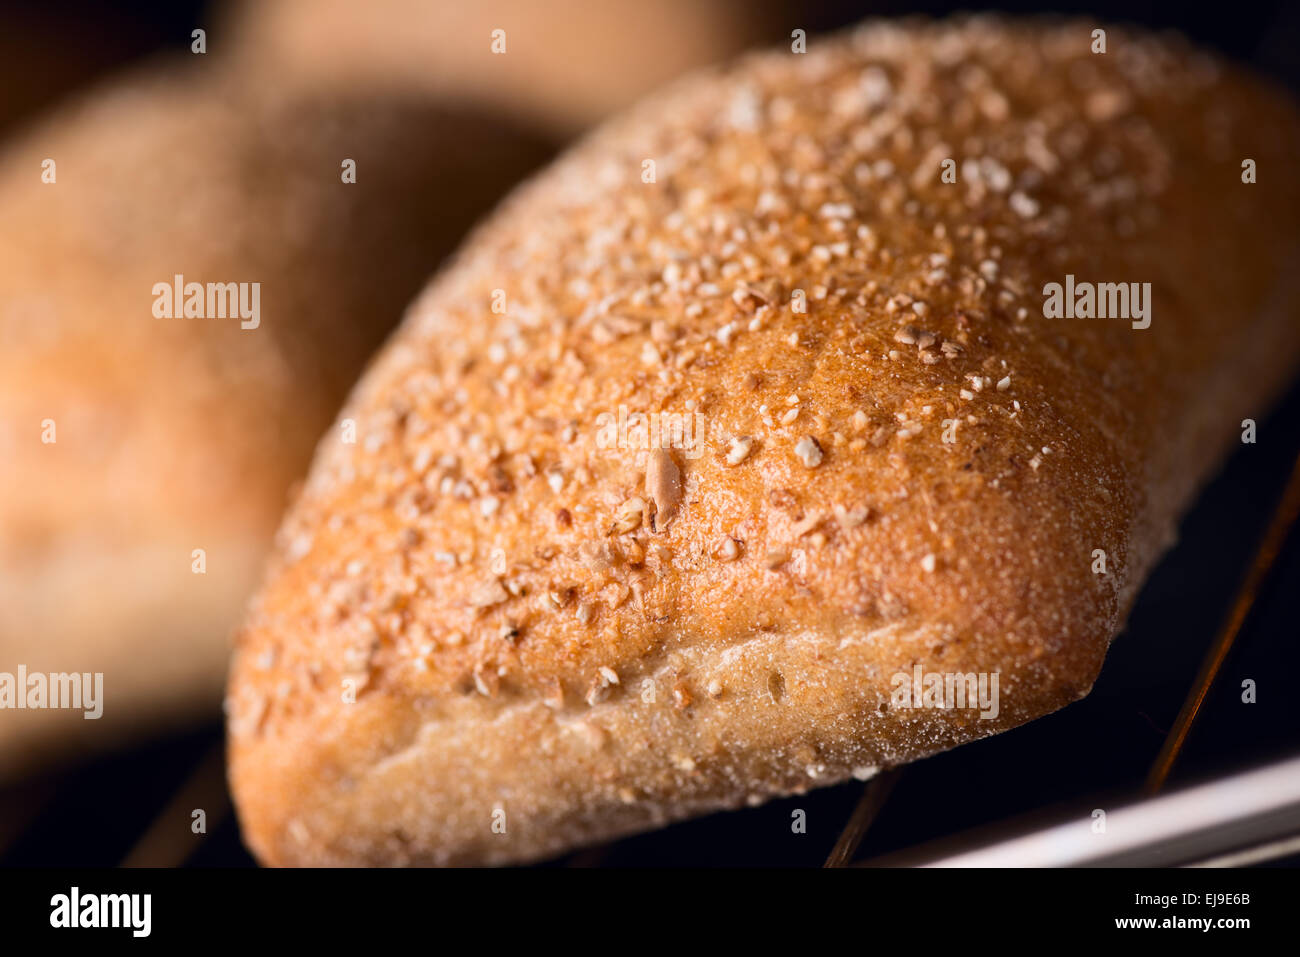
[{"left": 0, "top": 0, "right": 1296, "bottom": 867}]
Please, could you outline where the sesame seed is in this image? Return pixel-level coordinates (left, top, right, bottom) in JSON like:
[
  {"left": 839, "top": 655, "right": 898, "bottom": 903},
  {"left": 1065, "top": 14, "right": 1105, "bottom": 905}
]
[
  {"left": 835, "top": 504, "right": 871, "bottom": 527},
  {"left": 473, "top": 664, "right": 499, "bottom": 698},
  {"left": 1009, "top": 191, "right": 1040, "bottom": 218},
  {"left": 794, "top": 436, "right": 824, "bottom": 467},
  {"left": 611, "top": 497, "right": 645, "bottom": 534},
  {"left": 764, "top": 547, "right": 789, "bottom": 569},
  {"left": 645, "top": 448, "right": 682, "bottom": 531},
  {"left": 469, "top": 580, "right": 509, "bottom": 609},
  {"left": 672, "top": 683, "right": 693, "bottom": 710},
  {"left": 724, "top": 435, "right": 755, "bottom": 466}
]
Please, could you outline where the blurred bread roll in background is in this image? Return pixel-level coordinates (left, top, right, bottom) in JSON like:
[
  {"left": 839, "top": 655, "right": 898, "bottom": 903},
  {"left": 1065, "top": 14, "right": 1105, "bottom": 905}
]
[
  {"left": 221, "top": 0, "right": 779, "bottom": 133},
  {"left": 0, "top": 57, "right": 549, "bottom": 780}
]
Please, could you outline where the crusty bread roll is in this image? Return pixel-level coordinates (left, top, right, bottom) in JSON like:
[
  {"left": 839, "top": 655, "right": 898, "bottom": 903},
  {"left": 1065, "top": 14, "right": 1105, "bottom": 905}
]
[
  {"left": 221, "top": 0, "right": 776, "bottom": 134},
  {"left": 227, "top": 17, "right": 1300, "bottom": 865},
  {"left": 0, "top": 60, "right": 548, "bottom": 779}
]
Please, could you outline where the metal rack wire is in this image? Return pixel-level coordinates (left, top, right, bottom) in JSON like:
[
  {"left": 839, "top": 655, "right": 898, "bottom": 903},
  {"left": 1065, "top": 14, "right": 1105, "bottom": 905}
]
[{"left": 840, "top": 448, "right": 1300, "bottom": 868}]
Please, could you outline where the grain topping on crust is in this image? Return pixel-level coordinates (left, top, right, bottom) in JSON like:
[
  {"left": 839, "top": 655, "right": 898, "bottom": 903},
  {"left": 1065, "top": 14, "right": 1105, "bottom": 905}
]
[{"left": 227, "top": 16, "right": 1300, "bottom": 866}]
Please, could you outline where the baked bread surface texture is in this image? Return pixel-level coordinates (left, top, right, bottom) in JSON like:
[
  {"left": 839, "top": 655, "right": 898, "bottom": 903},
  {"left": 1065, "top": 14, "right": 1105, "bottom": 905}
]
[{"left": 227, "top": 18, "right": 1300, "bottom": 865}]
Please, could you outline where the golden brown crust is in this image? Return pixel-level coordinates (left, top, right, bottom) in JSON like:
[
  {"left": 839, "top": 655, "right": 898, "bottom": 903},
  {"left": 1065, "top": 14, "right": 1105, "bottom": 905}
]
[
  {"left": 227, "top": 17, "right": 1300, "bottom": 865},
  {"left": 0, "top": 59, "right": 549, "bottom": 777}
]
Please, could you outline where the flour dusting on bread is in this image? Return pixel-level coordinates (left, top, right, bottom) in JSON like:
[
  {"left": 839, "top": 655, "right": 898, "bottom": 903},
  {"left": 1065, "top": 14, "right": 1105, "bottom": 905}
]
[{"left": 228, "top": 17, "right": 1300, "bottom": 866}]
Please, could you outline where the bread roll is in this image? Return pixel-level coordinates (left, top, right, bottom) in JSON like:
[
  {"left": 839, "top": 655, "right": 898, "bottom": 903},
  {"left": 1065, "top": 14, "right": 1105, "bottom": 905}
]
[
  {"left": 0, "top": 60, "right": 548, "bottom": 779},
  {"left": 221, "top": 0, "right": 776, "bottom": 134},
  {"left": 227, "top": 17, "right": 1300, "bottom": 865}
]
